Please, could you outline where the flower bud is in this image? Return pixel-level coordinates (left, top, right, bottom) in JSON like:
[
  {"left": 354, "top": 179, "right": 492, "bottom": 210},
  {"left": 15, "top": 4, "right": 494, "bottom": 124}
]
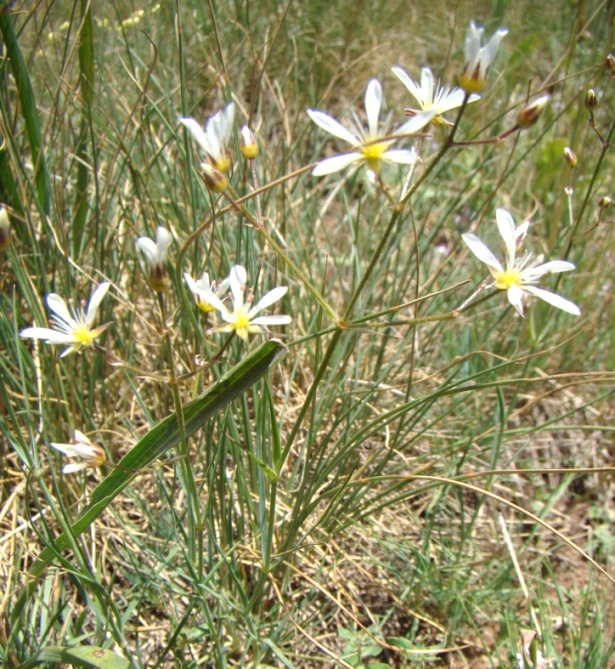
[
  {"left": 585, "top": 89, "right": 598, "bottom": 111},
  {"left": 599, "top": 196, "right": 612, "bottom": 210},
  {"left": 517, "top": 95, "right": 549, "bottom": 129},
  {"left": 135, "top": 227, "right": 173, "bottom": 293},
  {"left": 50, "top": 430, "right": 107, "bottom": 473},
  {"left": 201, "top": 163, "right": 228, "bottom": 193},
  {"left": 0, "top": 206, "right": 11, "bottom": 251},
  {"left": 563, "top": 147, "right": 577, "bottom": 168},
  {"left": 606, "top": 53, "right": 615, "bottom": 76},
  {"left": 458, "top": 21, "right": 508, "bottom": 94},
  {"left": 240, "top": 126, "right": 259, "bottom": 160}
]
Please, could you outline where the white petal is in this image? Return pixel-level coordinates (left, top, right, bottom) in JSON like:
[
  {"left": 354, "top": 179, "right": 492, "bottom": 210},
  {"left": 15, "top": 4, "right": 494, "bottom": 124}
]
[
  {"left": 395, "top": 109, "right": 436, "bottom": 136},
  {"left": 229, "top": 265, "right": 247, "bottom": 306},
  {"left": 465, "top": 21, "right": 484, "bottom": 64},
  {"left": 420, "top": 67, "right": 435, "bottom": 106},
  {"left": 46, "top": 294, "right": 74, "bottom": 326},
  {"left": 365, "top": 79, "right": 383, "bottom": 138},
  {"left": 184, "top": 273, "right": 199, "bottom": 294},
  {"left": 522, "top": 285, "right": 581, "bottom": 315},
  {"left": 219, "top": 310, "right": 240, "bottom": 325},
  {"left": 20, "top": 327, "right": 76, "bottom": 343},
  {"left": 250, "top": 286, "right": 288, "bottom": 314},
  {"left": 74, "top": 429, "right": 91, "bottom": 445},
  {"left": 250, "top": 315, "right": 292, "bottom": 326},
  {"left": 307, "top": 109, "right": 359, "bottom": 146},
  {"left": 50, "top": 442, "right": 74, "bottom": 455},
  {"left": 484, "top": 28, "right": 508, "bottom": 67},
  {"left": 462, "top": 233, "right": 503, "bottom": 272},
  {"left": 507, "top": 284, "right": 525, "bottom": 316},
  {"left": 136, "top": 237, "right": 157, "bottom": 262},
  {"left": 521, "top": 260, "right": 575, "bottom": 281},
  {"left": 392, "top": 66, "right": 422, "bottom": 105},
  {"left": 155, "top": 227, "right": 173, "bottom": 258},
  {"left": 73, "top": 443, "right": 99, "bottom": 459},
  {"left": 207, "top": 104, "right": 234, "bottom": 156},
  {"left": 230, "top": 264, "right": 247, "bottom": 285},
  {"left": 515, "top": 220, "right": 530, "bottom": 242},
  {"left": 194, "top": 288, "right": 228, "bottom": 314},
  {"left": 63, "top": 463, "right": 88, "bottom": 473},
  {"left": 224, "top": 104, "right": 236, "bottom": 137},
  {"left": 496, "top": 208, "right": 517, "bottom": 269},
  {"left": 215, "top": 277, "right": 231, "bottom": 296},
  {"left": 179, "top": 117, "right": 211, "bottom": 154},
  {"left": 86, "top": 282, "right": 110, "bottom": 326},
  {"left": 382, "top": 149, "right": 418, "bottom": 165},
  {"left": 217, "top": 102, "right": 235, "bottom": 143},
  {"left": 312, "top": 153, "right": 361, "bottom": 176},
  {"left": 437, "top": 89, "right": 468, "bottom": 113}
]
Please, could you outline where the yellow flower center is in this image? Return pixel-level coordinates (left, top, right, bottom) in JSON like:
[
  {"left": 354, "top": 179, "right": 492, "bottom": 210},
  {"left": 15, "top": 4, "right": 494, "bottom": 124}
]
[
  {"left": 73, "top": 324, "right": 95, "bottom": 346},
  {"left": 494, "top": 268, "right": 522, "bottom": 290},
  {"left": 91, "top": 447, "right": 107, "bottom": 466},
  {"left": 459, "top": 67, "right": 486, "bottom": 94},
  {"left": 232, "top": 308, "right": 251, "bottom": 331},
  {"left": 361, "top": 141, "right": 389, "bottom": 160},
  {"left": 213, "top": 153, "right": 232, "bottom": 173}
]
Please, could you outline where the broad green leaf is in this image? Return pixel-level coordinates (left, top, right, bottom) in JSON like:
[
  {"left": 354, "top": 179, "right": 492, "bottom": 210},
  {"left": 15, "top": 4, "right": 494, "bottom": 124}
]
[
  {"left": 17, "top": 645, "right": 130, "bottom": 669},
  {"left": 12, "top": 340, "right": 286, "bottom": 621}
]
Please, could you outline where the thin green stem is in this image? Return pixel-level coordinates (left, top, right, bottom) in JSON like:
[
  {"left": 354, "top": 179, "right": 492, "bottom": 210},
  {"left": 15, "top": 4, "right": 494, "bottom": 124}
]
[
  {"left": 563, "top": 117, "right": 614, "bottom": 259},
  {"left": 342, "top": 95, "right": 469, "bottom": 321},
  {"left": 224, "top": 185, "right": 340, "bottom": 322},
  {"left": 157, "top": 291, "right": 203, "bottom": 575}
]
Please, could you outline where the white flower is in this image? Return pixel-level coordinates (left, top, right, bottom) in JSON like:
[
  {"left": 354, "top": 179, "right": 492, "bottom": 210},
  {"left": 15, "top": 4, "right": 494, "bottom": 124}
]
[
  {"left": 0, "top": 206, "right": 11, "bottom": 250},
  {"left": 459, "top": 21, "right": 508, "bottom": 93},
  {"left": 392, "top": 66, "right": 479, "bottom": 125},
  {"left": 184, "top": 271, "right": 230, "bottom": 314},
  {"left": 462, "top": 208, "right": 580, "bottom": 316},
  {"left": 50, "top": 430, "right": 106, "bottom": 473},
  {"left": 197, "top": 265, "right": 291, "bottom": 340},
  {"left": 307, "top": 78, "right": 435, "bottom": 178},
  {"left": 136, "top": 226, "right": 173, "bottom": 291},
  {"left": 179, "top": 102, "right": 235, "bottom": 172},
  {"left": 20, "top": 282, "right": 111, "bottom": 357}
]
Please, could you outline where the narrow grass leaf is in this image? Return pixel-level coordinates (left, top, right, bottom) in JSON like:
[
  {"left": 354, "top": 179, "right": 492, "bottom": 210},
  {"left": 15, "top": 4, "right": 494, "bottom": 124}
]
[
  {"left": 0, "top": 11, "right": 51, "bottom": 214},
  {"left": 73, "top": 0, "right": 96, "bottom": 255}
]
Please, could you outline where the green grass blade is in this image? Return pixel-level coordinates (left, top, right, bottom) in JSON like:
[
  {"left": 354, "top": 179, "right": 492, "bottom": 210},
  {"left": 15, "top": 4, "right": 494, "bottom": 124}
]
[
  {"left": 0, "top": 10, "right": 51, "bottom": 215},
  {"left": 73, "top": 0, "right": 96, "bottom": 256}
]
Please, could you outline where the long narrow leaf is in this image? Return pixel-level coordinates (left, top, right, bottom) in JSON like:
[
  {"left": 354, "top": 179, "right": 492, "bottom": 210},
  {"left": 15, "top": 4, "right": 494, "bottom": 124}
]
[
  {"left": 73, "top": 0, "right": 96, "bottom": 256},
  {"left": 0, "top": 10, "right": 51, "bottom": 215}
]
